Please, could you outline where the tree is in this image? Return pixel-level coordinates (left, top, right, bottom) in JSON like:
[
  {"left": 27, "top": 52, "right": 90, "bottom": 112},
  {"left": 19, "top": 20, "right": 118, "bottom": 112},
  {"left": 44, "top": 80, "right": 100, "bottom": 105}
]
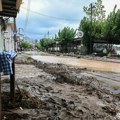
[
  {"left": 114, "top": 9, "right": 120, "bottom": 42},
  {"left": 104, "top": 5, "right": 117, "bottom": 44},
  {"left": 57, "top": 27, "right": 76, "bottom": 52},
  {"left": 83, "top": 0, "right": 106, "bottom": 21},
  {"left": 80, "top": 0, "right": 106, "bottom": 54},
  {"left": 92, "top": 20, "right": 105, "bottom": 40},
  {"left": 79, "top": 17, "right": 91, "bottom": 54},
  {"left": 40, "top": 38, "right": 54, "bottom": 50},
  {"left": 20, "top": 40, "right": 33, "bottom": 50}
]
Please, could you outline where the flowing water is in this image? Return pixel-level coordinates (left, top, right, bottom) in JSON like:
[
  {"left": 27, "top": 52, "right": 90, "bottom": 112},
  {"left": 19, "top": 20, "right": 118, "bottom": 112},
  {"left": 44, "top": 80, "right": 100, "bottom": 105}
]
[{"left": 31, "top": 55, "right": 120, "bottom": 73}]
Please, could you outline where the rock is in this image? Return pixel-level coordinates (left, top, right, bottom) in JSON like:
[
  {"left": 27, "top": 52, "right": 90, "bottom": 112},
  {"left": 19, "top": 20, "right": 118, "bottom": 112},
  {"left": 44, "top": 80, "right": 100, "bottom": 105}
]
[
  {"left": 45, "top": 86, "right": 53, "bottom": 92},
  {"left": 96, "top": 101, "right": 106, "bottom": 107},
  {"left": 102, "top": 105, "right": 117, "bottom": 115},
  {"left": 116, "top": 113, "right": 120, "bottom": 120}
]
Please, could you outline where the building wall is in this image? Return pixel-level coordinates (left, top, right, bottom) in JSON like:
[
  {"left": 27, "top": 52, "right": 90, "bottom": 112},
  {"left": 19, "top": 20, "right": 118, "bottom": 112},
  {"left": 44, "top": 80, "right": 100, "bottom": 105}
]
[
  {"left": 4, "top": 23, "right": 14, "bottom": 51},
  {"left": 0, "top": 22, "right": 4, "bottom": 51}
]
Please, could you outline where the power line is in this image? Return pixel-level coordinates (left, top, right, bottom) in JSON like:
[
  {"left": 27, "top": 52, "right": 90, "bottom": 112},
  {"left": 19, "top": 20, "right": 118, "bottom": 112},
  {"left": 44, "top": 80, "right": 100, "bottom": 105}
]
[
  {"left": 21, "top": 7, "right": 80, "bottom": 21},
  {"left": 24, "top": 0, "right": 31, "bottom": 30}
]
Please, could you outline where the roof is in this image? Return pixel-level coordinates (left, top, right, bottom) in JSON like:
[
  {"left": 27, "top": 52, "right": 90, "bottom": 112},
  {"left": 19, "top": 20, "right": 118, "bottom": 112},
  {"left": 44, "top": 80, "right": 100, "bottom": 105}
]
[
  {"left": 94, "top": 40, "right": 120, "bottom": 44},
  {"left": 0, "top": 0, "right": 22, "bottom": 17}
]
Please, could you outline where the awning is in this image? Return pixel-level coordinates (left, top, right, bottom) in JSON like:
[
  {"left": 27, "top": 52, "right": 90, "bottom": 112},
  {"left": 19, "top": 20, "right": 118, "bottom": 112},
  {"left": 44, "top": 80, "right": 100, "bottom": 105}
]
[{"left": 0, "top": 0, "right": 22, "bottom": 17}]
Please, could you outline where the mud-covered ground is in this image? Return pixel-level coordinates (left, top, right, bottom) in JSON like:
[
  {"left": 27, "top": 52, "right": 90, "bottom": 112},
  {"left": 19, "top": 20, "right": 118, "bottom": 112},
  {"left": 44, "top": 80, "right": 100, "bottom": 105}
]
[{"left": 1, "top": 52, "right": 120, "bottom": 120}]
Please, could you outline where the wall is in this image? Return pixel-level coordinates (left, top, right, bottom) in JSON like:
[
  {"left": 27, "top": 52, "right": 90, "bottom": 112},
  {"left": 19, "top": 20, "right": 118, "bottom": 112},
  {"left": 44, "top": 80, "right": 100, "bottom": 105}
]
[
  {"left": 4, "top": 23, "right": 14, "bottom": 51},
  {"left": 0, "top": 19, "right": 4, "bottom": 51}
]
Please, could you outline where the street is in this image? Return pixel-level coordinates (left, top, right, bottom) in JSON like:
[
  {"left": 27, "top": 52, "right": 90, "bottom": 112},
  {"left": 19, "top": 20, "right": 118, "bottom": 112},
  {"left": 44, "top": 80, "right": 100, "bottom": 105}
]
[{"left": 1, "top": 51, "right": 120, "bottom": 120}]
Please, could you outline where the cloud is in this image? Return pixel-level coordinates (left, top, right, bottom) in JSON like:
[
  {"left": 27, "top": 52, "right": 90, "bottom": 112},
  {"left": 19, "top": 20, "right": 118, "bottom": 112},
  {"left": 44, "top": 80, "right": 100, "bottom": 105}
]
[
  {"left": 16, "top": 0, "right": 97, "bottom": 40},
  {"left": 103, "top": 0, "right": 120, "bottom": 16}
]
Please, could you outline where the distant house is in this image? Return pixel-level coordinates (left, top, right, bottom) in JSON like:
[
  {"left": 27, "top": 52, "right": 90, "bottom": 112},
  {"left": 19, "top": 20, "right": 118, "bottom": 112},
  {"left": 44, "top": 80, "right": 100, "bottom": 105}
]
[
  {"left": 16, "top": 33, "right": 24, "bottom": 51},
  {"left": 46, "top": 38, "right": 82, "bottom": 53},
  {"left": 112, "top": 44, "right": 120, "bottom": 55}
]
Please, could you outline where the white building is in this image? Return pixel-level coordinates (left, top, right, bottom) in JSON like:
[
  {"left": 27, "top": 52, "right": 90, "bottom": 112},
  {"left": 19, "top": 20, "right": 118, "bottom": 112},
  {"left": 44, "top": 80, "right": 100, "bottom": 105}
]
[
  {"left": 4, "top": 22, "right": 15, "bottom": 51},
  {"left": 0, "top": 19, "right": 15, "bottom": 51},
  {"left": 113, "top": 44, "right": 120, "bottom": 55}
]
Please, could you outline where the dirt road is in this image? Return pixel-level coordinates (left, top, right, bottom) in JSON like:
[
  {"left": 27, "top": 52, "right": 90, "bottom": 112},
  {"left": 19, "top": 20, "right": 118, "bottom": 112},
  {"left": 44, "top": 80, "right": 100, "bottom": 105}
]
[
  {"left": 31, "top": 55, "right": 120, "bottom": 73},
  {"left": 31, "top": 53, "right": 120, "bottom": 93},
  {"left": 1, "top": 52, "right": 120, "bottom": 120}
]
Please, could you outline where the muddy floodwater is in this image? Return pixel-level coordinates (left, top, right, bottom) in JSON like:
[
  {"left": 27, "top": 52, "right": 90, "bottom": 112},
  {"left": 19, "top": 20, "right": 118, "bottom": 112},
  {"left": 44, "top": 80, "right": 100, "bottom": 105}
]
[
  {"left": 2, "top": 53, "right": 120, "bottom": 120},
  {"left": 32, "top": 55, "right": 120, "bottom": 73}
]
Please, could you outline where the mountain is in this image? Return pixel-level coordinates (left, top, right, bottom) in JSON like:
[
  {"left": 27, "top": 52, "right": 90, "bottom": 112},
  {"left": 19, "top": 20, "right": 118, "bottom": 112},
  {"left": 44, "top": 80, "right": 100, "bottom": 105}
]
[{"left": 24, "top": 36, "right": 37, "bottom": 42}]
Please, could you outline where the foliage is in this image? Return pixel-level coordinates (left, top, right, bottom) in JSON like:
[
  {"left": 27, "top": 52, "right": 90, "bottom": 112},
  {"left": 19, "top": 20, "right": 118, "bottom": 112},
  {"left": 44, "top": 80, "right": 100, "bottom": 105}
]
[
  {"left": 20, "top": 40, "right": 33, "bottom": 49},
  {"left": 79, "top": 17, "right": 91, "bottom": 54},
  {"left": 83, "top": 0, "right": 106, "bottom": 21},
  {"left": 115, "top": 9, "right": 120, "bottom": 41},
  {"left": 92, "top": 20, "right": 105, "bottom": 40},
  {"left": 80, "top": 2, "right": 120, "bottom": 54},
  {"left": 40, "top": 38, "right": 54, "bottom": 50},
  {"left": 103, "top": 5, "right": 116, "bottom": 43},
  {"left": 57, "top": 26, "right": 76, "bottom": 52},
  {"left": 103, "top": 5, "right": 120, "bottom": 44},
  {"left": 80, "top": 0, "right": 106, "bottom": 54},
  {"left": 35, "top": 44, "right": 42, "bottom": 50}
]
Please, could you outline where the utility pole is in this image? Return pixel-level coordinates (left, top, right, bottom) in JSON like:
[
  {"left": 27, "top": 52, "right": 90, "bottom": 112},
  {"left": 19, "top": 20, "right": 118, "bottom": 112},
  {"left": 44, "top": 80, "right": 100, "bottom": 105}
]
[
  {"left": 90, "top": 3, "right": 95, "bottom": 54},
  {"left": 90, "top": 3, "right": 93, "bottom": 54},
  {"left": 47, "top": 31, "right": 49, "bottom": 38}
]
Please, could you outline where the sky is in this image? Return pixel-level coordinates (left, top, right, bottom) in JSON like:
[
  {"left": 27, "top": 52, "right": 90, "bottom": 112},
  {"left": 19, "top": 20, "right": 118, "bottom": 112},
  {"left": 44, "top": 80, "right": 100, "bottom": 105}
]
[{"left": 16, "top": 0, "right": 120, "bottom": 40}]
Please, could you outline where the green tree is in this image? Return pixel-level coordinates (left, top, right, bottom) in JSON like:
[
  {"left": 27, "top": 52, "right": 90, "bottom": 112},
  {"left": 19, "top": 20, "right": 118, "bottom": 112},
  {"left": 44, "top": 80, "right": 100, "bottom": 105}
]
[
  {"left": 104, "top": 5, "right": 117, "bottom": 44},
  {"left": 20, "top": 40, "right": 33, "bottom": 50},
  {"left": 83, "top": 0, "right": 106, "bottom": 21},
  {"left": 92, "top": 20, "right": 105, "bottom": 40},
  {"left": 79, "top": 17, "right": 91, "bottom": 54},
  {"left": 35, "top": 44, "right": 42, "bottom": 50},
  {"left": 114, "top": 9, "right": 120, "bottom": 42},
  {"left": 40, "top": 38, "right": 54, "bottom": 50},
  {"left": 80, "top": 0, "right": 106, "bottom": 54},
  {"left": 57, "top": 26, "right": 76, "bottom": 52}
]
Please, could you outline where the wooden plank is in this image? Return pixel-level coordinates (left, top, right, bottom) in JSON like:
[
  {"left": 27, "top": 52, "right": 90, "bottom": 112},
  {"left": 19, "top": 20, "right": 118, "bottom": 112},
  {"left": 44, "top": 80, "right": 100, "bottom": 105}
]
[
  {"left": 2, "top": 0, "right": 16, "bottom": 5},
  {"left": 0, "top": 0, "right": 19, "bottom": 17},
  {"left": 0, "top": 12, "right": 16, "bottom": 17},
  {"left": 3, "top": 5, "right": 16, "bottom": 11},
  {"left": 3, "top": 9, "right": 17, "bottom": 13},
  {"left": 2, "top": 4, "right": 16, "bottom": 9}
]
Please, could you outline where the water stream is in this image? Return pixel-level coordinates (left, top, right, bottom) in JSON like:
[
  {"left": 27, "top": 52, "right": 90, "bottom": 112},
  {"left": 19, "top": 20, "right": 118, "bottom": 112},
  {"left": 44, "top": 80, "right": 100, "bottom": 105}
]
[{"left": 31, "top": 55, "right": 120, "bottom": 73}]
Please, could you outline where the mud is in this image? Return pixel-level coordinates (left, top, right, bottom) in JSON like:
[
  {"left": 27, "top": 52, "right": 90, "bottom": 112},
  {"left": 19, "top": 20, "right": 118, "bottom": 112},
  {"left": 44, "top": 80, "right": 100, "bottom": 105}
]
[{"left": 1, "top": 52, "right": 120, "bottom": 120}]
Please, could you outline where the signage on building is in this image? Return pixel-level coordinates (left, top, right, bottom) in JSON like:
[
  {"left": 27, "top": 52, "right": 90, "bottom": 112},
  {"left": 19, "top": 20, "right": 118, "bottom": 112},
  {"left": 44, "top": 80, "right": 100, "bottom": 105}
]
[{"left": 77, "top": 31, "right": 84, "bottom": 38}]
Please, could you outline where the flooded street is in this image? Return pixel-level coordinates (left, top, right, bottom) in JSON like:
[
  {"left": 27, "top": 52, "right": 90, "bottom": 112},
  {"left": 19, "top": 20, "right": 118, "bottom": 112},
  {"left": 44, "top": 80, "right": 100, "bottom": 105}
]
[
  {"left": 31, "top": 54, "right": 120, "bottom": 92},
  {"left": 32, "top": 55, "right": 120, "bottom": 73},
  {"left": 1, "top": 52, "right": 120, "bottom": 120},
  {"left": 1, "top": 0, "right": 120, "bottom": 119}
]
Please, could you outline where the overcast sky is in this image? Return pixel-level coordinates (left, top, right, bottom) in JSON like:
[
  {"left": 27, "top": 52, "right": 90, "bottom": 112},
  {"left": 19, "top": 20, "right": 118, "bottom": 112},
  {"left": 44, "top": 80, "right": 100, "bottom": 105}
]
[{"left": 16, "top": 0, "right": 120, "bottom": 40}]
